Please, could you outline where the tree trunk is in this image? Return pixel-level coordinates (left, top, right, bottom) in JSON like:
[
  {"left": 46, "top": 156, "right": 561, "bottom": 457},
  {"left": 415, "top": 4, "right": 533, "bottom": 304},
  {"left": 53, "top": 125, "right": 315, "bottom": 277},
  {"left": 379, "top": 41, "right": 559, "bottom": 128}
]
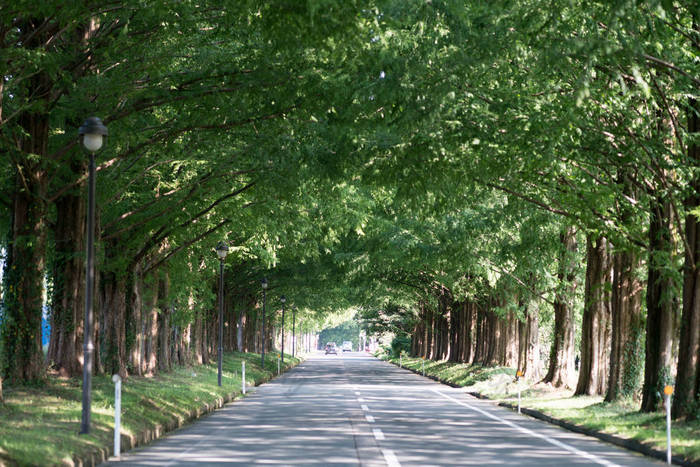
[
  {"left": 193, "top": 311, "right": 203, "bottom": 364},
  {"left": 47, "top": 190, "right": 86, "bottom": 377},
  {"left": 606, "top": 248, "right": 643, "bottom": 401},
  {"left": 129, "top": 265, "right": 144, "bottom": 376},
  {"left": 503, "top": 309, "right": 519, "bottom": 368},
  {"left": 158, "top": 273, "right": 171, "bottom": 372},
  {"left": 463, "top": 302, "right": 476, "bottom": 363},
  {"left": 425, "top": 305, "right": 434, "bottom": 359},
  {"left": 575, "top": 235, "right": 612, "bottom": 396},
  {"left": 642, "top": 197, "right": 677, "bottom": 411},
  {"left": 237, "top": 302, "right": 245, "bottom": 352},
  {"left": 448, "top": 300, "right": 460, "bottom": 362},
  {"left": 145, "top": 281, "right": 159, "bottom": 375},
  {"left": 2, "top": 130, "right": 49, "bottom": 382},
  {"left": 518, "top": 300, "right": 540, "bottom": 380},
  {"left": 543, "top": 226, "right": 578, "bottom": 388},
  {"left": 674, "top": 94, "right": 700, "bottom": 419},
  {"left": 99, "top": 271, "right": 128, "bottom": 378}
]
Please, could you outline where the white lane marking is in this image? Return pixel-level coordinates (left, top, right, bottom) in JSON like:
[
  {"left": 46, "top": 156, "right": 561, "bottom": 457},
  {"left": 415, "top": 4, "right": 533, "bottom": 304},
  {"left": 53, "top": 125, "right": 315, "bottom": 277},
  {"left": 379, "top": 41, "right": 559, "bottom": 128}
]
[
  {"left": 382, "top": 449, "right": 401, "bottom": 467},
  {"left": 365, "top": 414, "right": 375, "bottom": 423},
  {"left": 355, "top": 391, "right": 361, "bottom": 396},
  {"left": 361, "top": 404, "right": 370, "bottom": 411},
  {"left": 430, "top": 388, "right": 619, "bottom": 467},
  {"left": 357, "top": 397, "right": 365, "bottom": 402},
  {"left": 373, "top": 428, "right": 385, "bottom": 440}
]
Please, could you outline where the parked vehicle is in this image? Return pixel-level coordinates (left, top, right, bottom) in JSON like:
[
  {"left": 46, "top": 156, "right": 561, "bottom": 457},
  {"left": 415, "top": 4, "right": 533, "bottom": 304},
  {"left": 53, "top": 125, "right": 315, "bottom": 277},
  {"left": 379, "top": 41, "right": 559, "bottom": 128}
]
[
  {"left": 325, "top": 342, "right": 337, "bottom": 355},
  {"left": 342, "top": 341, "right": 352, "bottom": 352}
]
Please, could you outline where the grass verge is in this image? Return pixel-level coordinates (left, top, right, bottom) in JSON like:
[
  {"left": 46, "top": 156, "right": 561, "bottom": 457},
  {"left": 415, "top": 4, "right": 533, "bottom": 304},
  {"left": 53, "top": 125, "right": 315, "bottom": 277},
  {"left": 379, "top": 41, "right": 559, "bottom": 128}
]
[
  {"left": 383, "top": 354, "right": 699, "bottom": 464},
  {"left": 0, "top": 351, "right": 301, "bottom": 466}
]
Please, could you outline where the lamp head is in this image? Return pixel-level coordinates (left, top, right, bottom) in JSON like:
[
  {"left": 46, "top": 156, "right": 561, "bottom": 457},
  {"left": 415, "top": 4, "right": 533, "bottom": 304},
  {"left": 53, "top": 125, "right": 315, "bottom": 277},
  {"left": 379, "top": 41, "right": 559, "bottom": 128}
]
[
  {"left": 79, "top": 117, "right": 108, "bottom": 153},
  {"left": 261, "top": 277, "right": 268, "bottom": 289},
  {"left": 215, "top": 241, "right": 229, "bottom": 259},
  {"left": 280, "top": 295, "right": 286, "bottom": 304}
]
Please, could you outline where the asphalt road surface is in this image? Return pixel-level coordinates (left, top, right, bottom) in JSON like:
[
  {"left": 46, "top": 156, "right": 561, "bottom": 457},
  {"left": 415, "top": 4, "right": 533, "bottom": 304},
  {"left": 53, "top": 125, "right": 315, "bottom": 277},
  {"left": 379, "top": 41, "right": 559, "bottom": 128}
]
[{"left": 105, "top": 352, "right": 664, "bottom": 466}]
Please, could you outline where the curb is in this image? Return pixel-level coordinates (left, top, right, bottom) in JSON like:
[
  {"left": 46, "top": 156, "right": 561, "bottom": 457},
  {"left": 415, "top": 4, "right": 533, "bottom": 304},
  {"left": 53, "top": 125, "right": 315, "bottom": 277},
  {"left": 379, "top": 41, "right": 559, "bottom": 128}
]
[
  {"left": 497, "top": 401, "right": 698, "bottom": 467},
  {"left": 72, "top": 359, "right": 302, "bottom": 467},
  {"left": 385, "top": 358, "right": 698, "bottom": 467}
]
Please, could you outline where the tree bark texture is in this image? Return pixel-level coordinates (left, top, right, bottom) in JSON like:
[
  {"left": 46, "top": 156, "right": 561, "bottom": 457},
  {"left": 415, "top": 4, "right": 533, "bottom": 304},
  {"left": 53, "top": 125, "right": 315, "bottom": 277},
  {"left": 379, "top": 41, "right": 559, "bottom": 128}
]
[
  {"left": 674, "top": 95, "right": 700, "bottom": 419},
  {"left": 606, "top": 248, "right": 643, "bottom": 402},
  {"left": 575, "top": 236, "right": 612, "bottom": 396},
  {"left": 642, "top": 197, "right": 677, "bottom": 411},
  {"left": 2, "top": 116, "right": 50, "bottom": 383},
  {"left": 48, "top": 190, "right": 86, "bottom": 377},
  {"left": 543, "top": 226, "right": 578, "bottom": 388},
  {"left": 157, "top": 272, "right": 171, "bottom": 372},
  {"left": 99, "top": 272, "right": 128, "bottom": 378},
  {"left": 518, "top": 301, "right": 540, "bottom": 380}
]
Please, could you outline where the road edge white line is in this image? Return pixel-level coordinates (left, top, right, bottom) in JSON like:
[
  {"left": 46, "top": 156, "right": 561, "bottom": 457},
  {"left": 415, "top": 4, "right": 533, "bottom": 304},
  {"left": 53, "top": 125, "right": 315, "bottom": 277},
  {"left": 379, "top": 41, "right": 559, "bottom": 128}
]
[{"left": 429, "top": 388, "right": 619, "bottom": 467}]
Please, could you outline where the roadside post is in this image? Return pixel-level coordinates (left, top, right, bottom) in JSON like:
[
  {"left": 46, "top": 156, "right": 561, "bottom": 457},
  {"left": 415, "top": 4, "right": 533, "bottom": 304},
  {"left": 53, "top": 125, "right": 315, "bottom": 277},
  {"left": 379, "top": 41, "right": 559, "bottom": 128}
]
[
  {"left": 422, "top": 358, "right": 425, "bottom": 376},
  {"left": 400, "top": 353, "right": 402, "bottom": 368},
  {"left": 242, "top": 361, "right": 246, "bottom": 394},
  {"left": 664, "top": 385, "right": 673, "bottom": 464},
  {"left": 515, "top": 370, "right": 523, "bottom": 414},
  {"left": 277, "top": 355, "right": 281, "bottom": 376},
  {"left": 112, "top": 374, "right": 122, "bottom": 459}
]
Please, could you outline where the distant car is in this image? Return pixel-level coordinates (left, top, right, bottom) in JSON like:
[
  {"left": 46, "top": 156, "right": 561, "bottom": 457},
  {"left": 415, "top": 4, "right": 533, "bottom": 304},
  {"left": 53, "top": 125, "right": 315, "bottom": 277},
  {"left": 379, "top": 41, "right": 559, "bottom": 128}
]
[
  {"left": 342, "top": 341, "right": 352, "bottom": 352},
  {"left": 325, "top": 342, "right": 337, "bottom": 355}
]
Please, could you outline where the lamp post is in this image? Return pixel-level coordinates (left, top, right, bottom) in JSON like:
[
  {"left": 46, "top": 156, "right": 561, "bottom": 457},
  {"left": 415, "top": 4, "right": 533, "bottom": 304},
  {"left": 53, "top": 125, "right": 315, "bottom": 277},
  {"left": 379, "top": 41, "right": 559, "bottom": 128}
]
[
  {"left": 261, "top": 277, "right": 268, "bottom": 368},
  {"left": 292, "top": 306, "right": 297, "bottom": 358},
  {"left": 280, "top": 296, "right": 286, "bottom": 364},
  {"left": 215, "top": 241, "right": 228, "bottom": 387},
  {"left": 78, "top": 117, "right": 108, "bottom": 435}
]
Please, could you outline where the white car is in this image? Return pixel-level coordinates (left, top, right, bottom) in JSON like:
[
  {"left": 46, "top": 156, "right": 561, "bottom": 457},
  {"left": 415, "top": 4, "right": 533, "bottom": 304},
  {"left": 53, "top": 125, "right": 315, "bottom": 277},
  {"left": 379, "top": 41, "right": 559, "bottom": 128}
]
[{"left": 342, "top": 341, "right": 352, "bottom": 352}]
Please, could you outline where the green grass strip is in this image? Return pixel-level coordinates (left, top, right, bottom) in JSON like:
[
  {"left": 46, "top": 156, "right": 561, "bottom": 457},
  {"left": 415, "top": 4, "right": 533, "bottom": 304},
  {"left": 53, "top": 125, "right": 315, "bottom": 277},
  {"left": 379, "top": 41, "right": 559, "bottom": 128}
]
[{"left": 0, "top": 351, "right": 301, "bottom": 466}]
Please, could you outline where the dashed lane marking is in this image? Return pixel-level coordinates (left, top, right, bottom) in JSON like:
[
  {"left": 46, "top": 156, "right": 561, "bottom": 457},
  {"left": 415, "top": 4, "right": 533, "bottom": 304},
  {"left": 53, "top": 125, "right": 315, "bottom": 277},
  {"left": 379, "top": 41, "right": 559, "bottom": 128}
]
[
  {"left": 365, "top": 414, "right": 375, "bottom": 423},
  {"left": 361, "top": 404, "right": 370, "bottom": 411},
  {"left": 372, "top": 428, "right": 385, "bottom": 440},
  {"left": 382, "top": 449, "right": 401, "bottom": 467}
]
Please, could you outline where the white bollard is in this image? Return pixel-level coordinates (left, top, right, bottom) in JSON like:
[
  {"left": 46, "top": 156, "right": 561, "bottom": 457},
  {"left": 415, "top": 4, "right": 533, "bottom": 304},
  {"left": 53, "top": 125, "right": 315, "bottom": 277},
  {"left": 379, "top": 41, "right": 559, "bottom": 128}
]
[
  {"left": 242, "top": 361, "right": 246, "bottom": 394},
  {"left": 665, "top": 385, "right": 673, "bottom": 464},
  {"left": 112, "top": 374, "right": 122, "bottom": 459}
]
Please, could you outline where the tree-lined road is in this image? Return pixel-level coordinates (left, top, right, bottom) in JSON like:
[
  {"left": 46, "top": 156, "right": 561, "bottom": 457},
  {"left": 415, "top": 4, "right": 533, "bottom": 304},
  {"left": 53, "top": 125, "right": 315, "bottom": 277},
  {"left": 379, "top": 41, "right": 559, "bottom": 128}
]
[{"left": 108, "top": 354, "right": 662, "bottom": 466}]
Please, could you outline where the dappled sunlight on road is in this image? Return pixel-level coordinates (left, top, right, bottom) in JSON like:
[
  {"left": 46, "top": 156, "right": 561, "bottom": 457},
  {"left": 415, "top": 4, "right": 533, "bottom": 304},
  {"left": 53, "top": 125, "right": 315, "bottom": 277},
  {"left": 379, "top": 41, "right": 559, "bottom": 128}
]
[{"left": 106, "top": 352, "right": 663, "bottom": 466}]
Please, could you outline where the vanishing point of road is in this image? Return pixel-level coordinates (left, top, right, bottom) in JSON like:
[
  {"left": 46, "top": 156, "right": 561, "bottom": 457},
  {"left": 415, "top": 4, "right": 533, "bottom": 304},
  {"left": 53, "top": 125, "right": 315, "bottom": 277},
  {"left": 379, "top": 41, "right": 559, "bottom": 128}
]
[{"left": 106, "top": 353, "right": 664, "bottom": 466}]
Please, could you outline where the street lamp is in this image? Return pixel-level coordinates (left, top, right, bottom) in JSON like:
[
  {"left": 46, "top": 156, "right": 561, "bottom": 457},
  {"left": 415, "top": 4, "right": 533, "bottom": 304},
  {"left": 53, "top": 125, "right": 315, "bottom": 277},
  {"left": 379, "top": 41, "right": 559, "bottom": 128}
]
[
  {"left": 78, "top": 116, "right": 108, "bottom": 435},
  {"left": 292, "top": 306, "right": 297, "bottom": 358},
  {"left": 215, "top": 241, "right": 229, "bottom": 387},
  {"left": 261, "top": 277, "right": 268, "bottom": 368},
  {"left": 280, "top": 296, "right": 286, "bottom": 364}
]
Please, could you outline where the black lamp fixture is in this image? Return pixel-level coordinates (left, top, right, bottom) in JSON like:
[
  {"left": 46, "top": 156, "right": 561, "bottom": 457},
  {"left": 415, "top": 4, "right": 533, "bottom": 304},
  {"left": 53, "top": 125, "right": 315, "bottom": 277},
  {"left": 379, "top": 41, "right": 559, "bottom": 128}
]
[
  {"left": 78, "top": 116, "right": 108, "bottom": 435},
  {"left": 215, "top": 241, "right": 229, "bottom": 386}
]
